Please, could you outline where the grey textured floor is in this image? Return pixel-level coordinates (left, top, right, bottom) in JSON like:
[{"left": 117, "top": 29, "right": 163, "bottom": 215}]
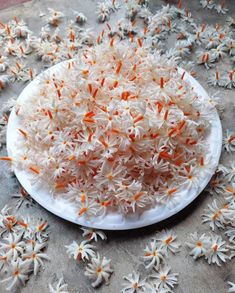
[{"left": 0, "top": 1, "right": 234, "bottom": 292}]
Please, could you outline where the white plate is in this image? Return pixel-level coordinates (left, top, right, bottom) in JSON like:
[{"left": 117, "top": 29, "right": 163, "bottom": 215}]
[{"left": 7, "top": 61, "right": 222, "bottom": 230}]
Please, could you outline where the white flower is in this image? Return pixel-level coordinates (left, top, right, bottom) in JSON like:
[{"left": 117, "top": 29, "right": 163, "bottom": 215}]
[
  {"left": 12, "top": 19, "right": 31, "bottom": 38},
  {"left": 206, "top": 174, "right": 226, "bottom": 195},
  {"left": 186, "top": 232, "right": 211, "bottom": 259},
  {"left": 121, "top": 272, "right": 147, "bottom": 293},
  {"left": 228, "top": 281, "right": 235, "bottom": 292},
  {"left": 12, "top": 187, "right": 33, "bottom": 209},
  {"left": 223, "top": 130, "right": 235, "bottom": 152},
  {"left": 125, "top": 0, "right": 140, "bottom": 20},
  {"left": 196, "top": 51, "right": 215, "bottom": 69},
  {"left": 225, "top": 226, "right": 235, "bottom": 243},
  {"left": 0, "top": 259, "right": 30, "bottom": 291},
  {"left": 74, "top": 11, "right": 87, "bottom": 24},
  {"left": 81, "top": 227, "right": 107, "bottom": 242},
  {"left": 225, "top": 162, "right": 235, "bottom": 182},
  {"left": 0, "top": 55, "right": 9, "bottom": 72},
  {"left": 208, "top": 69, "right": 224, "bottom": 87},
  {"left": 84, "top": 253, "right": 113, "bottom": 287},
  {"left": 0, "top": 233, "right": 25, "bottom": 261},
  {"left": 46, "top": 8, "right": 64, "bottom": 26},
  {"left": 65, "top": 240, "right": 95, "bottom": 261},
  {"left": 0, "top": 206, "right": 17, "bottom": 235},
  {"left": 211, "top": 44, "right": 227, "bottom": 61},
  {"left": 18, "top": 67, "right": 37, "bottom": 83},
  {"left": 96, "top": 2, "right": 110, "bottom": 22},
  {"left": 142, "top": 239, "right": 165, "bottom": 269},
  {"left": 214, "top": 2, "right": 228, "bottom": 14},
  {"left": 0, "top": 75, "right": 10, "bottom": 91},
  {"left": 150, "top": 266, "right": 178, "bottom": 291},
  {"left": 205, "top": 234, "right": 229, "bottom": 266},
  {"left": 33, "top": 219, "right": 49, "bottom": 243},
  {"left": 154, "top": 229, "right": 181, "bottom": 254},
  {"left": 49, "top": 277, "right": 70, "bottom": 293},
  {"left": 22, "top": 242, "right": 50, "bottom": 275},
  {"left": 200, "top": 0, "right": 215, "bottom": 9},
  {"left": 224, "top": 183, "right": 235, "bottom": 203},
  {"left": 221, "top": 71, "right": 235, "bottom": 89},
  {"left": 202, "top": 200, "right": 229, "bottom": 231}
]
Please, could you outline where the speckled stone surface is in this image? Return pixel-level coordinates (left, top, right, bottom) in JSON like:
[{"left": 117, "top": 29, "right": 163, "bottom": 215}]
[{"left": 0, "top": 1, "right": 234, "bottom": 292}]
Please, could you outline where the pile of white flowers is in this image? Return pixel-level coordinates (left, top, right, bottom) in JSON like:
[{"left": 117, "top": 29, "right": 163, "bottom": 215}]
[
  {"left": 65, "top": 227, "right": 112, "bottom": 288},
  {"left": 121, "top": 228, "right": 180, "bottom": 293},
  {"left": 0, "top": 206, "right": 50, "bottom": 291},
  {"left": 6, "top": 40, "right": 215, "bottom": 218}
]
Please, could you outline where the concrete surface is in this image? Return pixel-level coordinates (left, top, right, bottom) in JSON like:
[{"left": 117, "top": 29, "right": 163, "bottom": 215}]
[{"left": 0, "top": 0, "right": 234, "bottom": 292}]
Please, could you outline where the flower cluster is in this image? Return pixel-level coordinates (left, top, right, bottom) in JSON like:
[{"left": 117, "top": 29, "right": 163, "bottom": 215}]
[
  {"left": 199, "top": 0, "right": 228, "bottom": 14},
  {"left": 8, "top": 41, "right": 214, "bottom": 218},
  {"left": 0, "top": 206, "right": 49, "bottom": 291},
  {"left": 121, "top": 228, "right": 180, "bottom": 293},
  {"left": 65, "top": 227, "right": 111, "bottom": 288},
  {"left": 186, "top": 232, "right": 231, "bottom": 266},
  {"left": 187, "top": 157, "right": 235, "bottom": 267}
]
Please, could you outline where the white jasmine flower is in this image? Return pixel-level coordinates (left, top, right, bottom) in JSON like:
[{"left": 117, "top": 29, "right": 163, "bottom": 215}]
[
  {"left": 208, "top": 68, "right": 223, "bottom": 86},
  {"left": 121, "top": 272, "right": 147, "bottom": 293},
  {"left": 208, "top": 92, "right": 224, "bottom": 114},
  {"left": 84, "top": 253, "right": 113, "bottom": 287},
  {"left": 221, "top": 70, "right": 235, "bottom": 89},
  {"left": 150, "top": 266, "right": 178, "bottom": 291},
  {"left": 205, "top": 234, "right": 229, "bottom": 266},
  {"left": 139, "top": 6, "right": 152, "bottom": 23},
  {"left": 206, "top": 174, "right": 226, "bottom": 195},
  {"left": 12, "top": 186, "right": 33, "bottom": 209},
  {"left": 0, "top": 75, "right": 10, "bottom": 91},
  {"left": 18, "top": 67, "right": 37, "bottom": 83},
  {"left": 0, "top": 259, "right": 30, "bottom": 291},
  {"left": 186, "top": 232, "right": 211, "bottom": 259},
  {"left": 224, "top": 183, "right": 235, "bottom": 202},
  {"left": 0, "top": 232, "right": 25, "bottom": 261},
  {"left": 49, "top": 277, "right": 70, "bottom": 293},
  {"left": 228, "top": 282, "right": 235, "bottom": 293},
  {"left": 0, "top": 55, "right": 9, "bottom": 72},
  {"left": 8, "top": 60, "right": 26, "bottom": 81},
  {"left": 196, "top": 51, "right": 215, "bottom": 69},
  {"left": 0, "top": 206, "right": 17, "bottom": 235},
  {"left": 125, "top": 0, "right": 140, "bottom": 20},
  {"left": 211, "top": 44, "right": 227, "bottom": 61},
  {"left": 225, "top": 162, "right": 235, "bottom": 182},
  {"left": 202, "top": 200, "right": 228, "bottom": 231},
  {"left": 142, "top": 239, "right": 165, "bottom": 269},
  {"left": 223, "top": 130, "right": 235, "bottom": 152},
  {"left": 81, "top": 227, "right": 107, "bottom": 242},
  {"left": 33, "top": 219, "right": 49, "bottom": 243},
  {"left": 214, "top": 2, "right": 228, "bottom": 14},
  {"left": 65, "top": 240, "right": 95, "bottom": 261},
  {"left": 96, "top": 2, "right": 111, "bottom": 22},
  {"left": 155, "top": 229, "right": 181, "bottom": 254},
  {"left": 12, "top": 20, "right": 31, "bottom": 38},
  {"left": 22, "top": 242, "right": 50, "bottom": 275},
  {"left": 224, "top": 39, "right": 235, "bottom": 57},
  {"left": 74, "top": 11, "right": 87, "bottom": 24},
  {"left": 40, "top": 25, "right": 51, "bottom": 40},
  {"left": 47, "top": 8, "right": 64, "bottom": 26},
  {"left": 225, "top": 226, "right": 235, "bottom": 243},
  {"left": 200, "top": 0, "right": 215, "bottom": 9},
  {"left": 226, "top": 16, "right": 235, "bottom": 27}
]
